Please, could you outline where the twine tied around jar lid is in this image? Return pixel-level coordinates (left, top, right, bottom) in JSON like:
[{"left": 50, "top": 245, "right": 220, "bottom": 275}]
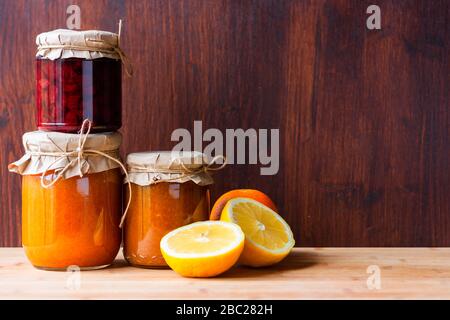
[
  {"left": 128, "top": 154, "right": 227, "bottom": 182},
  {"left": 27, "top": 119, "right": 132, "bottom": 228},
  {"left": 36, "top": 20, "right": 133, "bottom": 76},
  {"left": 121, "top": 152, "right": 226, "bottom": 226}
]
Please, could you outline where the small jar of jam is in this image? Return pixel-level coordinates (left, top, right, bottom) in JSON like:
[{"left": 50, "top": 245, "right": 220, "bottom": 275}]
[
  {"left": 35, "top": 29, "right": 125, "bottom": 132},
  {"left": 123, "top": 151, "right": 217, "bottom": 268},
  {"left": 8, "top": 130, "right": 124, "bottom": 270}
]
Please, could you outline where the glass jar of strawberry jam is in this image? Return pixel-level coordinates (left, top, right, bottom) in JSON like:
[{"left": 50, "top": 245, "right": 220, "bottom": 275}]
[
  {"left": 35, "top": 29, "right": 126, "bottom": 133},
  {"left": 8, "top": 130, "right": 124, "bottom": 270},
  {"left": 123, "top": 151, "right": 222, "bottom": 268}
]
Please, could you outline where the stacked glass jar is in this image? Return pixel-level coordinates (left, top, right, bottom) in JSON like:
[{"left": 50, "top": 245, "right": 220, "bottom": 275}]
[
  {"left": 8, "top": 29, "right": 125, "bottom": 270},
  {"left": 9, "top": 28, "right": 215, "bottom": 271}
]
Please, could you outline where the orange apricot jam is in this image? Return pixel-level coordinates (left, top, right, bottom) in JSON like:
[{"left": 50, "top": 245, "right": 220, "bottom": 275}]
[
  {"left": 22, "top": 169, "right": 122, "bottom": 270},
  {"left": 123, "top": 181, "right": 210, "bottom": 268}
]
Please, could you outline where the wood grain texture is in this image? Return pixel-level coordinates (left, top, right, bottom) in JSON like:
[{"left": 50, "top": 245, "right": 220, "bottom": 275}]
[
  {"left": 1, "top": 248, "right": 450, "bottom": 299},
  {"left": 0, "top": 0, "right": 448, "bottom": 246}
]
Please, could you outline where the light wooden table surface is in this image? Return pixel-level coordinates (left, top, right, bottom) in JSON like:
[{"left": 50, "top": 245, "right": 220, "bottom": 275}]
[{"left": 0, "top": 248, "right": 449, "bottom": 299}]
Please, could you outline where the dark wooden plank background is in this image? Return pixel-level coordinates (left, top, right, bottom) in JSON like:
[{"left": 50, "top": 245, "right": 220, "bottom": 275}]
[{"left": 0, "top": 0, "right": 448, "bottom": 247}]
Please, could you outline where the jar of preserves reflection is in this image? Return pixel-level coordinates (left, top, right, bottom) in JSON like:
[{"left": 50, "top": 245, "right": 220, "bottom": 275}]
[
  {"left": 123, "top": 151, "right": 220, "bottom": 268},
  {"left": 9, "top": 130, "right": 124, "bottom": 270}
]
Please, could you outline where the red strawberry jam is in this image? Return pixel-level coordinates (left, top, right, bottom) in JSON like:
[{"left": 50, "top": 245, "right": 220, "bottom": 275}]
[{"left": 36, "top": 58, "right": 121, "bottom": 133}]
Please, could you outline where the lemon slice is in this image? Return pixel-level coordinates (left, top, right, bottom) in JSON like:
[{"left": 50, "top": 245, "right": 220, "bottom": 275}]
[
  {"left": 221, "top": 197, "right": 295, "bottom": 267},
  {"left": 160, "top": 221, "right": 244, "bottom": 277}
]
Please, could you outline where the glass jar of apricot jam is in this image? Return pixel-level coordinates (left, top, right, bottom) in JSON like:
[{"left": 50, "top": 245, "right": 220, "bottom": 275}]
[
  {"left": 35, "top": 29, "right": 123, "bottom": 133},
  {"left": 8, "top": 131, "right": 123, "bottom": 270},
  {"left": 123, "top": 151, "right": 215, "bottom": 268}
]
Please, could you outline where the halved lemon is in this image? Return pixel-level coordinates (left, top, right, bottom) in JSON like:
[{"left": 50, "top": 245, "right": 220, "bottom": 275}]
[
  {"left": 221, "top": 197, "right": 295, "bottom": 267},
  {"left": 160, "top": 221, "right": 244, "bottom": 277}
]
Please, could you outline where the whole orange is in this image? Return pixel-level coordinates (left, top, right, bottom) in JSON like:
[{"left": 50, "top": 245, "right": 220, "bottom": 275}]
[{"left": 210, "top": 189, "right": 278, "bottom": 220}]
